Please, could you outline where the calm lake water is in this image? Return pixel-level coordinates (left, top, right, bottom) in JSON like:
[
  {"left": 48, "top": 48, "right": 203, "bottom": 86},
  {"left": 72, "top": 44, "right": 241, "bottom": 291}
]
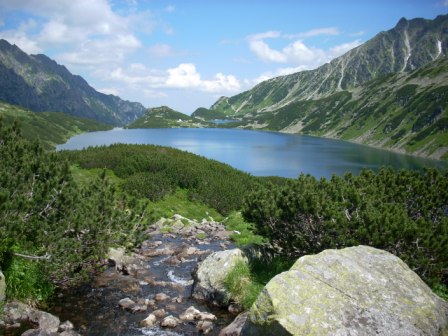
[{"left": 57, "top": 128, "right": 446, "bottom": 179}]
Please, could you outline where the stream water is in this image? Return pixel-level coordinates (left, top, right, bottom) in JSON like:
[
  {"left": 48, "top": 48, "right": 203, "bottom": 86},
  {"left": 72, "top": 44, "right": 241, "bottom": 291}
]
[{"left": 47, "top": 222, "right": 236, "bottom": 336}]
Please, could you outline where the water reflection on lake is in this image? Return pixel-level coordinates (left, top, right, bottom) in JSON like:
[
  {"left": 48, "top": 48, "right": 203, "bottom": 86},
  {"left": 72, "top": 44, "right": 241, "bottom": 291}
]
[{"left": 57, "top": 128, "right": 446, "bottom": 179}]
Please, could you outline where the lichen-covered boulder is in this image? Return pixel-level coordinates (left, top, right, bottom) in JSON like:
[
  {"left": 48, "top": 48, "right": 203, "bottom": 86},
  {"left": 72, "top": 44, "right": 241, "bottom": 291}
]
[
  {"left": 242, "top": 245, "right": 448, "bottom": 336},
  {"left": 192, "top": 248, "right": 248, "bottom": 306}
]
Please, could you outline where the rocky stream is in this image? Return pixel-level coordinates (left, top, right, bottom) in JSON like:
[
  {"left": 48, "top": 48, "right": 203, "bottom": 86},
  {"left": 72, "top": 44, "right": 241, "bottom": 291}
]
[{"left": 1, "top": 216, "right": 239, "bottom": 336}]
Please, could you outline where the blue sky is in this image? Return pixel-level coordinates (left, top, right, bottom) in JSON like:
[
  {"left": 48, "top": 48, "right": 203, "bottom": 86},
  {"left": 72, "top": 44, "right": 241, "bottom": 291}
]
[{"left": 0, "top": 0, "right": 447, "bottom": 114}]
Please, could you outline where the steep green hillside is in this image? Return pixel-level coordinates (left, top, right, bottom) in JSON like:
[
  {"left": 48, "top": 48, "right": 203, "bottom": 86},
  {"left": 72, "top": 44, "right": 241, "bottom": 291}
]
[
  {"left": 0, "top": 39, "right": 146, "bottom": 125},
  {"left": 0, "top": 101, "right": 112, "bottom": 149},
  {"left": 127, "top": 106, "right": 209, "bottom": 128},
  {"left": 236, "top": 57, "right": 448, "bottom": 160},
  {"left": 191, "top": 106, "right": 228, "bottom": 119},
  {"left": 210, "top": 15, "right": 447, "bottom": 117}
]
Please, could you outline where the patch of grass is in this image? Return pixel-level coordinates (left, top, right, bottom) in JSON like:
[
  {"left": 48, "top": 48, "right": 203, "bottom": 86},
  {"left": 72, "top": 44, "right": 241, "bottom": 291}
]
[
  {"left": 147, "top": 188, "right": 224, "bottom": 221},
  {"left": 195, "top": 232, "right": 207, "bottom": 240},
  {"left": 223, "top": 212, "right": 265, "bottom": 246},
  {"left": 4, "top": 257, "right": 54, "bottom": 305},
  {"left": 159, "top": 226, "right": 174, "bottom": 234},
  {"left": 70, "top": 164, "right": 123, "bottom": 187},
  {"left": 433, "top": 283, "right": 448, "bottom": 301},
  {"left": 224, "top": 256, "right": 294, "bottom": 310},
  {"left": 224, "top": 260, "right": 264, "bottom": 310}
]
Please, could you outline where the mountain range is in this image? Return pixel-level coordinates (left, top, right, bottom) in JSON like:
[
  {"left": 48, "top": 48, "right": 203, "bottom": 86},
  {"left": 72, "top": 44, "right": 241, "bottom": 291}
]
[
  {"left": 0, "top": 39, "right": 145, "bottom": 125},
  {"left": 0, "top": 15, "right": 447, "bottom": 160},
  {"left": 195, "top": 14, "right": 448, "bottom": 160}
]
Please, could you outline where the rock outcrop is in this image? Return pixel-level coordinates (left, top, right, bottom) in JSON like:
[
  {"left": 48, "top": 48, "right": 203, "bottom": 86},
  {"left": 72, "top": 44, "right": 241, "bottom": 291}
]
[
  {"left": 192, "top": 248, "right": 248, "bottom": 306},
  {"left": 0, "top": 269, "right": 5, "bottom": 302},
  {"left": 242, "top": 245, "right": 448, "bottom": 336},
  {"left": 0, "top": 301, "right": 79, "bottom": 335}
]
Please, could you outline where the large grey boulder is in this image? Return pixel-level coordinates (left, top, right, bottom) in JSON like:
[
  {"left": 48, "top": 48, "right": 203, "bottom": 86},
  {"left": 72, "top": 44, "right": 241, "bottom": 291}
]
[
  {"left": 242, "top": 245, "right": 448, "bottom": 336},
  {"left": 192, "top": 248, "right": 248, "bottom": 306},
  {"left": 0, "top": 269, "right": 5, "bottom": 302}
]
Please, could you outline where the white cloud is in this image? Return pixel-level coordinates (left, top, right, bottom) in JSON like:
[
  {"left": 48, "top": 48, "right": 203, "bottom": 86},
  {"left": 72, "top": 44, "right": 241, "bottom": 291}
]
[
  {"left": 247, "top": 30, "right": 362, "bottom": 69},
  {"left": 0, "top": 0, "right": 145, "bottom": 69},
  {"left": 166, "top": 63, "right": 202, "bottom": 88},
  {"left": 0, "top": 19, "right": 42, "bottom": 54},
  {"left": 57, "top": 34, "right": 141, "bottom": 66},
  {"left": 100, "top": 63, "right": 240, "bottom": 94},
  {"left": 330, "top": 40, "right": 362, "bottom": 57},
  {"left": 166, "top": 63, "right": 241, "bottom": 92},
  {"left": 290, "top": 27, "right": 340, "bottom": 39}
]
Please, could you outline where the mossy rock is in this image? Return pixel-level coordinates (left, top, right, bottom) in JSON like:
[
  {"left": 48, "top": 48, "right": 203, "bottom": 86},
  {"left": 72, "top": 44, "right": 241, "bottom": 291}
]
[
  {"left": 242, "top": 245, "right": 448, "bottom": 335},
  {"left": 192, "top": 248, "right": 248, "bottom": 306}
]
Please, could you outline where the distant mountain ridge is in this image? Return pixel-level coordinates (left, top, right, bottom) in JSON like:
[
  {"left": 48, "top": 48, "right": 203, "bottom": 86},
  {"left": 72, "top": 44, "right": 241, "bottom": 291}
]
[
  {"left": 205, "top": 15, "right": 447, "bottom": 116},
  {"left": 0, "top": 39, "right": 145, "bottom": 125},
  {"left": 198, "top": 14, "right": 448, "bottom": 160}
]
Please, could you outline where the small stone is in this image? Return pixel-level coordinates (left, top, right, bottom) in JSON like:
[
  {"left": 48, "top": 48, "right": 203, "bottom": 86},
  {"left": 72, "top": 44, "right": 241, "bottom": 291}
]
[
  {"left": 130, "top": 304, "right": 147, "bottom": 313},
  {"left": 146, "top": 299, "right": 156, "bottom": 307},
  {"left": 171, "top": 296, "right": 184, "bottom": 303},
  {"left": 118, "top": 298, "right": 135, "bottom": 310},
  {"left": 196, "top": 312, "right": 217, "bottom": 321},
  {"left": 152, "top": 308, "right": 166, "bottom": 318},
  {"left": 139, "top": 314, "right": 157, "bottom": 327},
  {"left": 59, "top": 320, "right": 74, "bottom": 332},
  {"left": 160, "top": 315, "right": 180, "bottom": 328},
  {"left": 179, "top": 306, "right": 200, "bottom": 321},
  {"left": 154, "top": 293, "right": 169, "bottom": 301},
  {"left": 165, "top": 303, "right": 178, "bottom": 312},
  {"left": 197, "top": 320, "right": 214, "bottom": 334}
]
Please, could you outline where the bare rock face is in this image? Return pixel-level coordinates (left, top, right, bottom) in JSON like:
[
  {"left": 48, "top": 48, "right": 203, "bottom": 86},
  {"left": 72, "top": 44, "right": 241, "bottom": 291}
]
[
  {"left": 192, "top": 248, "right": 248, "bottom": 306},
  {"left": 241, "top": 245, "right": 448, "bottom": 336}
]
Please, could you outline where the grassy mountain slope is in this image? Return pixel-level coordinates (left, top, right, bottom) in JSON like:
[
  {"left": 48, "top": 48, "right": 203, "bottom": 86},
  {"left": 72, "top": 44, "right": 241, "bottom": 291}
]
[
  {"left": 233, "top": 57, "right": 448, "bottom": 160},
  {"left": 0, "top": 39, "right": 146, "bottom": 125},
  {"left": 210, "top": 15, "right": 447, "bottom": 117},
  {"left": 127, "top": 106, "right": 209, "bottom": 128},
  {"left": 0, "top": 101, "right": 112, "bottom": 149}
]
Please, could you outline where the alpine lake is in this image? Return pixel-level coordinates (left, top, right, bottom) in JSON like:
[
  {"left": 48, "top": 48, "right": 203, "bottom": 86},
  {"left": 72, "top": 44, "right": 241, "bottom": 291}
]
[{"left": 57, "top": 127, "right": 446, "bottom": 178}]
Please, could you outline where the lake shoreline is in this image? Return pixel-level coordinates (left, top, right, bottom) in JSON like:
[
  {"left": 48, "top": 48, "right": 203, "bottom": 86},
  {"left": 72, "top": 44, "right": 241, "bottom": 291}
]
[{"left": 56, "top": 127, "right": 447, "bottom": 179}]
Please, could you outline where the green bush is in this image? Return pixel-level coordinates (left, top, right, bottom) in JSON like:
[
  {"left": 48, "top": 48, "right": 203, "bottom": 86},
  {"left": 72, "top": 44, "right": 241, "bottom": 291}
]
[
  {"left": 242, "top": 168, "right": 448, "bottom": 288},
  {"left": 60, "top": 144, "right": 261, "bottom": 215},
  {"left": 0, "top": 121, "right": 149, "bottom": 301}
]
